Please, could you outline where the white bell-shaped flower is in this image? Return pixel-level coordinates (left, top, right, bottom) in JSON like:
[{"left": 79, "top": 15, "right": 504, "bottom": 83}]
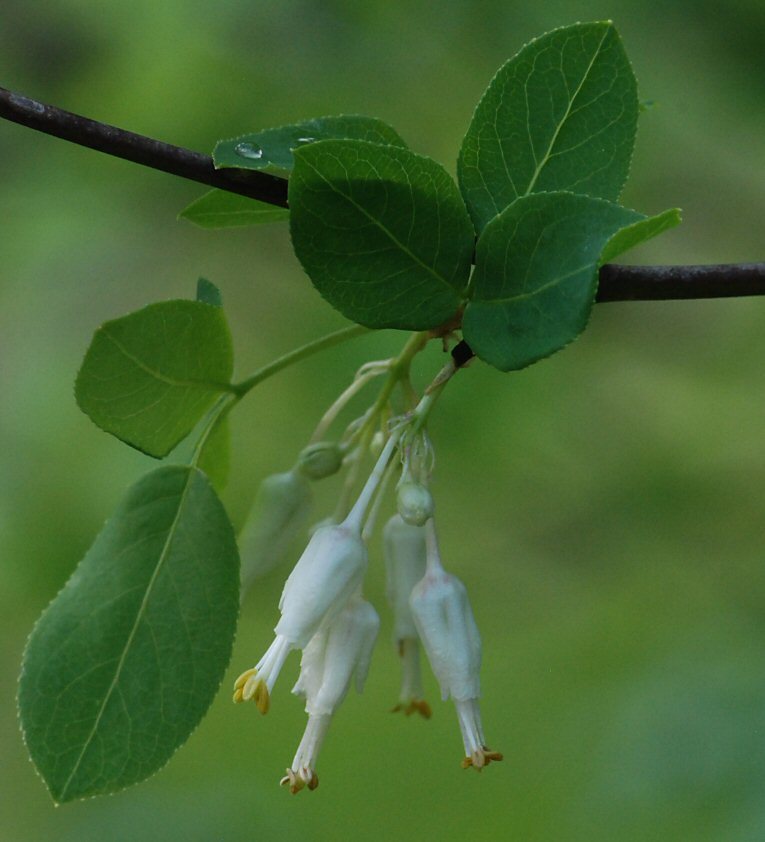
[
  {"left": 409, "top": 565, "right": 481, "bottom": 702},
  {"left": 409, "top": 520, "right": 502, "bottom": 770},
  {"left": 233, "top": 522, "right": 367, "bottom": 713},
  {"left": 282, "top": 594, "right": 380, "bottom": 793},
  {"left": 384, "top": 514, "right": 430, "bottom": 717},
  {"left": 234, "top": 433, "right": 399, "bottom": 715},
  {"left": 277, "top": 523, "right": 367, "bottom": 646},
  {"left": 238, "top": 468, "right": 311, "bottom": 594}
]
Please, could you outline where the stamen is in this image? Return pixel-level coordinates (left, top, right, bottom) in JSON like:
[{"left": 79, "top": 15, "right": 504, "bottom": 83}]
[
  {"left": 281, "top": 714, "right": 330, "bottom": 794},
  {"left": 391, "top": 638, "right": 430, "bottom": 718},
  {"left": 455, "top": 699, "right": 503, "bottom": 771},
  {"left": 233, "top": 635, "right": 293, "bottom": 714},
  {"left": 391, "top": 699, "right": 432, "bottom": 718}
]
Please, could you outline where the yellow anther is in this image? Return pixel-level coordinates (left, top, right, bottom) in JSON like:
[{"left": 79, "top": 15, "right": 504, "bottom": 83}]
[
  {"left": 461, "top": 747, "right": 503, "bottom": 771},
  {"left": 280, "top": 768, "right": 317, "bottom": 794},
  {"left": 234, "top": 667, "right": 256, "bottom": 692},
  {"left": 232, "top": 668, "right": 270, "bottom": 714},
  {"left": 252, "top": 681, "right": 270, "bottom": 715},
  {"left": 280, "top": 770, "right": 305, "bottom": 794},
  {"left": 390, "top": 699, "right": 432, "bottom": 719}
]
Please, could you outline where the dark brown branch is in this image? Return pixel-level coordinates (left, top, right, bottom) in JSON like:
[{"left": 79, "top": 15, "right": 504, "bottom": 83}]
[
  {"left": 596, "top": 263, "right": 765, "bottom": 302},
  {"left": 0, "top": 86, "right": 289, "bottom": 207},
  {"left": 2, "top": 85, "right": 764, "bottom": 304}
]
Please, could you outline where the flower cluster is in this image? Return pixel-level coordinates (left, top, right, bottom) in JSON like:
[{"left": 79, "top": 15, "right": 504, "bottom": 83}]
[{"left": 233, "top": 354, "right": 501, "bottom": 792}]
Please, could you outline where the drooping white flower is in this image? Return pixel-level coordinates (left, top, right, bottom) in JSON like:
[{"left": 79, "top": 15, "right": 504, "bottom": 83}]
[
  {"left": 233, "top": 522, "right": 367, "bottom": 712},
  {"left": 383, "top": 514, "right": 430, "bottom": 717},
  {"left": 238, "top": 468, "right": 311, "bottom": 594},
  {"left": 409, "top": 520, "right": 502, "bottom": 770},
  {"left": 234, "top": 433, "right": 399, "bottom": 714},
  {"left": 282, "top": 593, "right": 380, "bottom": 793}
]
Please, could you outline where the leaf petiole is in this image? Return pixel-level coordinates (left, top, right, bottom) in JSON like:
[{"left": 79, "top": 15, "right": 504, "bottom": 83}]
[{"left": 231, "top": 324, "right": 371, "bottom": 397}]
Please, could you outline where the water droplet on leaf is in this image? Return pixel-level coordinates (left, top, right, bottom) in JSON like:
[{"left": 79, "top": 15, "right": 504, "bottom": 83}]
[
  {"left": 295, "top": 137, "right": 316, "bottom": 146},
  {"left": 235, "top": 142, "right": 264, "bottom": 160}
]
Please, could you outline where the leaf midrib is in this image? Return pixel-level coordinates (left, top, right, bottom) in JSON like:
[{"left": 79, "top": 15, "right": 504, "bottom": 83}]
[
  {"left": 523, "top": 26, "right": 611, "bottom": 196},
  {"left": 100, "top": 328, "right": 235, "bottom": 393},
  {"left": 57, "top": 469, "right": 195, "bottom": 802},
  {"left": 477, "top": 261, "right": 594, "bottom": 305},
  {"left": 299, "top": 154, "right": 460, "bottom": 295}
]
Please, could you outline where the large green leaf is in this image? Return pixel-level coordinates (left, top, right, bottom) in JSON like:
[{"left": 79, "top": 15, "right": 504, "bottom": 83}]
[
  {"left": 289, "top": 139, "right": 475, "bottom": 330},
  {"left": 180, "top": 190, "right": 289, "bottom": 228},
  {"left": 463, "top": 192, "right": 680, "bottom": 371},
  {"left": 18, "top": 466, "right": 240, "bottom": 803},
  {"left": 75, "top": 300, "right": 235, "bottom": 458},
  {"left": 458, "top": 21, "right": 638, "bottom": 231},
  {"left": 214, "top": 115, "right": 407, "bottom": 175}
]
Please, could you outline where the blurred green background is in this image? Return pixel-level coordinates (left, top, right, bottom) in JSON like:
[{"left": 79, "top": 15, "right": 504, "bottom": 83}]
[{"left": 1, "top": 1, "right": 764, "bottom": 840}]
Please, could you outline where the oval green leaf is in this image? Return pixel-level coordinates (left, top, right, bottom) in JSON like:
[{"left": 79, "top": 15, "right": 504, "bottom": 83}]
[
  {"left": 75, "top": 300, "right": 235, "bottom": 458},
  {"left": 18, "top": 465, "right": 240, "bottom": 803},
  {"left": 180, "top": 190, "right": 289, "bottom": 228},
  {"left": 289, "top": 139, "right": 475, "bottom": 330},
  {"left": 214, "top": 115, "right": 407, "bottom": 175},
  {"left": 458, "top": 21, "right": 638, "bottom": 231},
  {"left": 463, "top": 192, "right": 680, "bottom": 371}
]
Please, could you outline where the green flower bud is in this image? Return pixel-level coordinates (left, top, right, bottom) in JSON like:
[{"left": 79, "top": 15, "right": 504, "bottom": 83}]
[
  {"left": 396, "top": 482, "right": 434, "bottom": 527},
  {"left": 239, "top": 469, "right": 312, "bottom": 593},
  {"left": 297, "top": 441, "right": 344, "bottom": 480}
]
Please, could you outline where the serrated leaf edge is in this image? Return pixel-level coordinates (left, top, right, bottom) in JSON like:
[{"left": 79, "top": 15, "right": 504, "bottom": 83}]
[{"left": 16, "top": 465, "right": 241, "bottom": 804}]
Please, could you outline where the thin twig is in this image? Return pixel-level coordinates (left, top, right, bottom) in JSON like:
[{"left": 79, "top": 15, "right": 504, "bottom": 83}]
[
  {"left": 1, "top": 85, "right": 763, "bottom": 303},
  {"left": 0, "top": 86, "right": 288, "bottom": 207}
]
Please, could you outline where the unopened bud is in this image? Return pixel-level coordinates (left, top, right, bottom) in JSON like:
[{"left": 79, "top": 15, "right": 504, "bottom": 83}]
[
  {"left": 298, "top": 441, "right": 343, "bottom": 479},
  {"left": 396, "top": 482, "right": 434, "bottom": 526},
  {"left": 298, "top": 441, "right": 344, "bottom": 480},
  {"left": 239, "top": 469, "right": 311, "bottom": 592}
]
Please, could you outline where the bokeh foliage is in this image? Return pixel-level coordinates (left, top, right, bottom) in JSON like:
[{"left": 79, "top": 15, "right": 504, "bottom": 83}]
[{"left": 1, "top": 1, "right": 764, "bottom": 840}]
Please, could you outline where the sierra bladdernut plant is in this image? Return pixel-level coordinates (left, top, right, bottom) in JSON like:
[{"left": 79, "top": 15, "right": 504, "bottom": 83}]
[{"left": 16, "top": 21, "right": 686, "bottom": 800}]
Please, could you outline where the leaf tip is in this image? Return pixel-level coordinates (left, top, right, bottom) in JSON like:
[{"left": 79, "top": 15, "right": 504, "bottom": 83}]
[{"left": 196, "top": 277, "right": 223, "bottom": 307}]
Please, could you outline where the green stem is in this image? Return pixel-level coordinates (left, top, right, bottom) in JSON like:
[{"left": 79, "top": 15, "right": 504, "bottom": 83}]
[
  {"left": 190, "top": 324, "right": 371, "bottom": 473},
  {"left": 330, "top": 330, "right": 429, "bottom": 521},
  {"left": 409, "top": 359, "right": 456, "bottom": 434},
  {"left": 190, "top": 393, "right": 237, "bottom": 469},
  {"left": 232, "top": 324, "right": 370, "bottom": 397}
]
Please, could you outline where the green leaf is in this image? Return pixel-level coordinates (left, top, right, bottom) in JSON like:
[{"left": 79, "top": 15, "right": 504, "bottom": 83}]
[
  {"left": 214, "top": 115, "right": 407, "bottom": 175},
  {"left": 463, "top": 192, "right": 681, "bottom": 371},
  {"left": 196, "top": 277, "right": 222, "bottom": 306},
  {"left": 181, "top": 190, "right": 289, "bottom": 228},
  {"left": 18, "top": 465, "right": 240, "bottom": 803},
  {"left": 600, "top": 207, "right": 681, "bottom": 265},
  {"left": 197, "top": 415, "right": 231, "bottom": 493},
  {"left": 458, "top": 21, "right": 638, "bottom": 231},
  {"left": 75, "top": 300, "right": 235, "bottom": 458},
  {"left": 289, "top": 139, "right": 475, "bottom": 330}
]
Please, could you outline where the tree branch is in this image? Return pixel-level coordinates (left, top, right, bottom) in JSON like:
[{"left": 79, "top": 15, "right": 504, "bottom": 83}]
[
  {"left": 596, "top": 263, "right": 765, "bottom": 302},
  {"left": 0, "top": 86, "right": 288, "bottom": 207},
  {"left": 2, "top": 85, "right": 763, "bottom": 304}
]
